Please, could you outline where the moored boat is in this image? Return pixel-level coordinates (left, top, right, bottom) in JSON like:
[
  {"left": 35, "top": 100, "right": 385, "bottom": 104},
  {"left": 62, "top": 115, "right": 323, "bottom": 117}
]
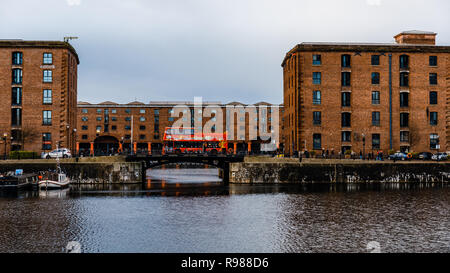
[
  {"left": 38, "top": 171, "right": 71, "bottom": 190},
  {"left": 0, "top": 172, "right": 39, "bottom": 190}
]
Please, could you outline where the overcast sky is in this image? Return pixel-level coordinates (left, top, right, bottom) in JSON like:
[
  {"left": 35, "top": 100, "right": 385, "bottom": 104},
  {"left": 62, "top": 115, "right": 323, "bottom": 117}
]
[{"left": 1, "top": 0, "right": 448, "bottom": 104}]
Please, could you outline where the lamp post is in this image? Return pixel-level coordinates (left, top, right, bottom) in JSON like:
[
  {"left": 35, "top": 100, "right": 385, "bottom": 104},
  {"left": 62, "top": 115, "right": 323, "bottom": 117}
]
[
  {"left": 3, "top": 133, "right": 7, "bottom": 160},
  {"left": 362, "top": 133, "right": 366, "bottom": 160}
]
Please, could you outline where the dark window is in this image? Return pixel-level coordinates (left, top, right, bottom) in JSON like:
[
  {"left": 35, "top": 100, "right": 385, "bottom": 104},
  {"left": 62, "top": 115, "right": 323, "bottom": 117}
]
[
  {"left": 104, "top": 124, "right": 109, "bottom": 133},
  {"left": 430, "top": 134, "right": 439, "bottom": 149},
  {"left": 96, "top": 117, "right": 102, "bottom": 121},
  {"left": 43, "top": 53, "right": 53, "bottom": 64},
  {"left": 430, "top": 112, "right": 438, "bottom": 125},
  {"left": 371, "top": 55, "right": 380, "bottom": 65},
  {"left": 81, "top": 109, "right": 88, "bottom": 114},
  {"left": 400, "top": 113, "right": 409, "bottom": 127},
  {"left": 96, "top": 109, "right": 102, "bottom": 114},
  {"left": 125, "top": 109, "right": 131, "bottom": 114},
  {"left": 400, "top": 72, "right": 409, "bottom": 87},
  {"left": 429, "top": 56, "right": 437, "bottom": 66},
  {"left": 429, "top": 91, "right": 437, "bottom": 104},
  {"left": 313, "top": 72, "right": 321, "bottom": 84},
  {"left": 154, "top": 116, "right": 159, "bottom": 123},
  {"left": 12, "top": 87, "right": 22, "bottom": 105},
  {"left": 372, "top": 91, "right": 380, "bottom": 105},
  {"left": 81, "top": 135, "right": 88, "bottom": 140},
  {"left": 371, "top": 72, "right": 380, "bottom": 84},
  {"left": 43, "top": 70, "right": 52, "bottom": 82},
  {"left": 125, "top": 125, "right": 131, "bottom": 130},
  {"left": 313, "top": 112, "right": 321, "bottom": 125},
  {"left": 11, "top": 108, "right": 22, "bottom": 126},
  {"left": 313, "top": 134, "right": 321, "bottom": 150},
  {"left": 341, "top": 54, "right": 351, "bottom": 67},
  {"left": 111, "top": 117, "right": 117, "bottom": 121},
  {"left": 400, "top": 131, "right": 409, "bottom": 142},
  {"left": 139, "top": 117, "right": 146, "bottom": 122},
  {"left": 341, "top": 112, "right": 351, "bottom": 127},
  {"left": 399, "top": 55, "right": 409, "bottom": 69},
  {"left": 139, "top": 135, "right": 146, "bottom": 140},
  {"left": 81, "top": 117, "right": 88, "bottom": 122},
  {"left": 341, "top": 92, "right": 351, "bottom": 107},
  {"left": 12, "top": 69, "right": 22, "bottom": 84},
  {"left": 313, "top": 54, "right": 321, "bottom": 65},
  {"left": 154, "top": 109, "right": 160, "bottom": 115},
  {"left": 125, "top": 117, "right": 131, "bottom": 121},
  {"left": 12, "top": 52, "right": 23, "bottom": 65},
  {"left": 313, "top": 90, "right": 321, "bottom": 105},
  {"left": 429, "top": 73, "right": 437, "bottom": 85},
  {"left": 81, "top": 125, "right": 88, "bottom": 130},
  {"left": 341, "top": 131, "right": 351, "bottom": 142},
  {"left": 140, "top": 125, "right": 146, "bottom": 130},
  {"left": 154, "top": 134, "right": 160, "bottom": 140},
  {"left": 341, "top": 72, "right": 351, "bottom": 86},
  {"left": 400, "top": 92, "right": 409, "bottom": 107},
  {"left": 111, "top": 125, "right": 117, "bottom": 131},
  {"left": 43, "top": 110, "right": 52, "bottom": 125},
  {"left": 43, "top": 89, "right": 52, "bottom": 104},
  {"left": 372, "top": 134, "right": 380, "bottom": 149},
  {"left": 154, "top": 124, "right": 159, "bottom": 131},
  {"left": 372, "top": 112, "right": 380, "bottom": 126},
  {"left": 125, "top": 135, "right": 131, "bottom": 140},
  {"left": 42, "top": 133, "right": 52, "bottom": 150}
]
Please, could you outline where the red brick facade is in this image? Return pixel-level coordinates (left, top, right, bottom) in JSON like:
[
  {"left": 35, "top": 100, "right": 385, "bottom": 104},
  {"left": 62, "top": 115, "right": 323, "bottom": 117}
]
[
  {"left": 0, "top": 41, "right": 79, "bottom": 155},
  {"left": 76, "top": 101, "right": 283, "bottom": 155},
  {"left": 282, "top": 31, "right": 450, "bottom": 156}
]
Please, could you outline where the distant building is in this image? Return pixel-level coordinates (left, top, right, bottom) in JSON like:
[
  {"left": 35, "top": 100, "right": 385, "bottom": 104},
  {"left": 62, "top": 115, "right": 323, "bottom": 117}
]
[
  {"left": 282, "top": 31, "right": 449, "bottom": 155},
  {"left": 0, "top": 40, "right": 79, "bottom": 154},
  {"left": 76, "top": 101, "right": 283, "bottom": 155}
]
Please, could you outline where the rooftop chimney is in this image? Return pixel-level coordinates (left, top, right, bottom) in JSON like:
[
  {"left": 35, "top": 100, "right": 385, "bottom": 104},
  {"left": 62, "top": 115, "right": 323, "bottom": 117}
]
[{"left": 394, "top": 30, "right": 436, "bottom": 45}]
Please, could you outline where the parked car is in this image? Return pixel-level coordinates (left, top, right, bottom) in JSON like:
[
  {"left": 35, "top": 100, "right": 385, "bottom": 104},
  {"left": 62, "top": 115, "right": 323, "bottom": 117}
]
[
  {"left": 418, "top": 152, "right": 433, "bottom": 160},
  {"left": 389, "top": 152, "right": 408, "bottom": 161},
  {"left": 41, "top": 148, "right": 72, "bottom": 159},
  {"left": 431, "top": 152, "right": 448, "bottom": 161}
]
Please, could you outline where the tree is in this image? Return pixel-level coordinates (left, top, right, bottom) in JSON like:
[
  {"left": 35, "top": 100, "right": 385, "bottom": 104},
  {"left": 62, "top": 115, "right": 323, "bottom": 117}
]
[{"left": 20, "top": 127, "right": 40, "bottom": 151}]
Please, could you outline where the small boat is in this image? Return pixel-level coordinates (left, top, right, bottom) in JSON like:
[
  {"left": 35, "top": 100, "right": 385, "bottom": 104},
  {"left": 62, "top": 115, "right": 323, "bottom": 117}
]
[
  {"left": 39, "top": 170, "right": 71, "bottom": 190},
  {"left": 38, "top": 143, "right": 71, "bottom": 190},
  {"left": 0, "top": 172, "right": 39, "bottom": 190}
]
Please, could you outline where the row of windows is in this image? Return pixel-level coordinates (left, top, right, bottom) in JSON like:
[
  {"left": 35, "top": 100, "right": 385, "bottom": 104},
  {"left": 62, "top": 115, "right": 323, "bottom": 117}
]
[
  {"left": 12, "top": 110, "right": 53, "bottom": 126},
  {"left": 81, "top": 134, "right": 152, "bottom": 141},
  {"left": 11, "top": 52, "right": 53, "bottom": 65},
  {"left": 311, "top": 54, "right": 438, "bottom": 67},
  {"left": 312, "top": 72, "right": 438, "bottom": 85},
  {"left": 82, "top": 109, "right": 160, "bottom": 115},
  {"left": 311, "top": 112, "right": 438, "bottom": 127},
  {"left": 11, "top": 69, "right": 53, "bottom": 84},
  {"left": 11, "top": 88, "right": 52, "bottom": 105},
  {"left": 312, "top": 91, "right": 438, "bottom": 106},
  {"left": 312, "top": 133, "right": 440, "bottom": 150}
]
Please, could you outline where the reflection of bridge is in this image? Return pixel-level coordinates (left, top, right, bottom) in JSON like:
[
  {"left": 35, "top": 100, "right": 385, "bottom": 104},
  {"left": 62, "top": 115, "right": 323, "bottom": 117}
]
[{"left": 125, "top": 155, "right": 245, "bottom": 184}]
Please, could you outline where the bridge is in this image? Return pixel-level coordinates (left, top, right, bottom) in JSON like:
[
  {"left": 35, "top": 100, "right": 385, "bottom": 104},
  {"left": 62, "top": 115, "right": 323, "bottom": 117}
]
[{"left": 125, "top": 154, "right": 245, "bottom": 184}]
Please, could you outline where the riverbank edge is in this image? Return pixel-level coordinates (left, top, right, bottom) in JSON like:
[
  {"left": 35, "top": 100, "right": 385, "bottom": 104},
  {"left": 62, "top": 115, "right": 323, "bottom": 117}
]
[{"left": 229, "top": 162, "right": 450, "bottom": 184}]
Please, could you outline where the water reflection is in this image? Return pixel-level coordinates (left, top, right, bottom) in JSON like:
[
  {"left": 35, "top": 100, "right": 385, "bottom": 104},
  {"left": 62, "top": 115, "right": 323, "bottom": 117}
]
[{"left": 0, "top": 166, "right": 448, "bottom": 253}]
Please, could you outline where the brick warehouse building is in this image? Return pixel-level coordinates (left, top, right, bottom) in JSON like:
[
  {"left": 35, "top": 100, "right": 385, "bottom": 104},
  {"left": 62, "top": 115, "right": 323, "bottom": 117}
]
[
  {"left": 76, "top": 101, "right": 283, "bottom": 155},
  {"left": 282, "top": 31, "right": 450, "bottom": 156},
  {"left": 0, "top": 40, "right": 79, "bottom": 155}
]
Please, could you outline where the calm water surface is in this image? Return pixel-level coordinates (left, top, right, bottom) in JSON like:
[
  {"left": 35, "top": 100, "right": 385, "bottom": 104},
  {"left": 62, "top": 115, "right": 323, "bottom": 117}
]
[{"left": 0, "top": 167, "right": 448, "bottom": 253}]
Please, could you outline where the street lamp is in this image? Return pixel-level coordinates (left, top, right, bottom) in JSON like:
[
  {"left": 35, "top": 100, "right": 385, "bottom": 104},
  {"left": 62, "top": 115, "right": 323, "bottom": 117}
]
[
  {"left": 3, "top": 133, "right": 7, "bottom": 160},
  {"left": 362, "top": 133, "right": 366, "bottom": 160}
]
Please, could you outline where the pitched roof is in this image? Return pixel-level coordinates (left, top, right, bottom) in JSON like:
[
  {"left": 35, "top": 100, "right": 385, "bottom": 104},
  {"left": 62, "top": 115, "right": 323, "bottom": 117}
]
[
  {"left": 127, "top": 101, "right": 145, "bottom": 105},
  {"left": 98, "top": 101, "right": 118, "bottom": 105}
]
